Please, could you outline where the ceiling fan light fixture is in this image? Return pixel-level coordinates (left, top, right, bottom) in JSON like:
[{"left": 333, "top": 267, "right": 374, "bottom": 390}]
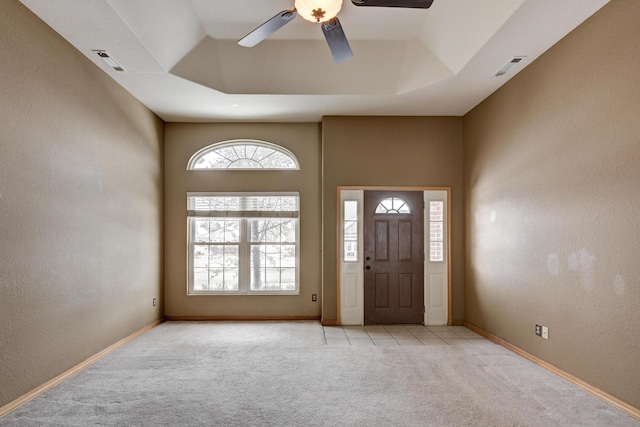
[{"left": 294, "top": 0, "right": 343, "bottom": 23}]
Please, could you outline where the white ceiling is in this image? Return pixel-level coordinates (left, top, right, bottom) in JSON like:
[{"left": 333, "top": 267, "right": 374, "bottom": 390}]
[{"left": 20, "top": 0, "right": 609, "bottom": 122}]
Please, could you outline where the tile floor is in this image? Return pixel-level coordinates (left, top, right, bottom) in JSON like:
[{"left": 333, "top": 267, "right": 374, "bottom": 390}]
[{"left": 323, "top": 324, "right": 483, "bottom": 346}]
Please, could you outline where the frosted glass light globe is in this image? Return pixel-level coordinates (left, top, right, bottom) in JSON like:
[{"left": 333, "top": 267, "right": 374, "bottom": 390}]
[{"left": 294, "top": 0, "right": 343, "bottom": 23}]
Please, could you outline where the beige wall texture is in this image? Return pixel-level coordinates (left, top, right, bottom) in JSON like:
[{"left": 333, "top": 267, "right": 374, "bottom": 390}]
[
  {"left": 322, "top": 116, "right": 465, "bottom": 323},
  {"left": 0, "top": 1, "right": 164, "bottom": 408},
  {"left": 164, "top": 123, "right": 322, "bottom": 318},
  {"left": 4, "top": 0, "right": 638, "bottom": 415},
  {"left": 463, "top": 0, "right": 640, "bottom": 409}
]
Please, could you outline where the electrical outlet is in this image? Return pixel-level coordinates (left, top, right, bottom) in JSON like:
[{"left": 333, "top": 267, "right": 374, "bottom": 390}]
[
  {"left": 542, "top": 326, "right": 549, "bottom": 340},
  {"left": 152, "top": 298, "right": 157, "bottom": 307},
  {"left": 535, "top": 324, "right": 541, "bottom": 336},
  {"left": 312, "top": 294, "right": 317, "bottom": 302}
]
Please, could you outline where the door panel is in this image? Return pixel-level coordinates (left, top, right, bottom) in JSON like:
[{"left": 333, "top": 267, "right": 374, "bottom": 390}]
[
  {"left": 375, "top": 220, "right": 388, "bottom": 261},
  {"left": 343, "top": 273, "right": 359, "bottom": 308},
  {"left": 428, "top": 274, "right": 445, "bottom": 308},
  {"left": 375, "top": 274, "right": 389, "bottom": 307},
  {"left": 364, "top": 191, "right": 424, "bottom": 324},
  {"left": 398, "top": 220, "right": 412, "bottom": 261},
  {"left": 398, "top": 274, "right": 413, "bottom": 307}
]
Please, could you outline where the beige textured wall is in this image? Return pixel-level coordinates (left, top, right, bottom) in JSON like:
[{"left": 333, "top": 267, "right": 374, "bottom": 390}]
[
  {"left": 164, "top": 123, "right": 322, "bottom": 318},
  {"left": 463, "top": 0, "right": 640, "bottom": 409},
  {"left": 0, "top": 2, "right": 164, "bottom": 408},
  {"left": 322, "top": 116, "right": 465, "bottom": 322}
]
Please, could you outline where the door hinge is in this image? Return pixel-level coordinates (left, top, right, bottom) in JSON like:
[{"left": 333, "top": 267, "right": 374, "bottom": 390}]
[{"left": 423, "top": 305, "right": 426, "bottom": 313}]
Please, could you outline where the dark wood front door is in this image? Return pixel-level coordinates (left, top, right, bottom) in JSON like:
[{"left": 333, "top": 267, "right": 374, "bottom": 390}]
[{"left": 364, "top": 191, "right": 424, "bottom": 324}]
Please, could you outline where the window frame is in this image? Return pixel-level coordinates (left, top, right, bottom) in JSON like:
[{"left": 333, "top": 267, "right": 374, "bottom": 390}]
[
  {"left": 186, "top": 140, "right": 300, "bottom": 170},
  {"left": 342, "top": 199, "right": 359, "bottom": 263},
  {"left": 374, "top": 197, "right": 412, "bottom": 214},
  {"left": 187, "top": 192, "right": 300, "bottom": 296},
  {"left": 428, "top": 200, "right": 445, "bottom": 262}
]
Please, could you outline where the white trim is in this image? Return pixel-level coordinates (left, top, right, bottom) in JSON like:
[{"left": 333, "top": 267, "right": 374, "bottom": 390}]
[
  {"left": 337, "top": 187, "right": 450, "bottom": 326},
  {"left": 339, "top": 190, "right": 364, "bottom": 325},
  {"left": 424, "top": 191, "right": 448, "bottom": 325}
]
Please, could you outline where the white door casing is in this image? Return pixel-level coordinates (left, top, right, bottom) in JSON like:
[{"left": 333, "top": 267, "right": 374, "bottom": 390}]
[
  {"left": 338, "top": 188, "right": 449, "bottom": 325},
  {"left": 339, "top": 190, "right": 364, "bottom": 325},
  {"left": 424, "top": 190, "right": 448, "bottom": 325}
]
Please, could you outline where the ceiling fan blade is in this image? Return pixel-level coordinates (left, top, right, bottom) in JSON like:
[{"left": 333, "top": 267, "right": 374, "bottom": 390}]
[
  {"left": 321, "top": 17, "right": 353, "bottom": 64},
  {"left": 351, "top": 0, "right": 433, "bottom": 8},
  {"left": 238, "top": 10, "right": 297, "bottom": 47}
]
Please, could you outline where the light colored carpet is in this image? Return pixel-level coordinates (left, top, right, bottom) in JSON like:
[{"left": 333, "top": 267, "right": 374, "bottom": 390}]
[{"left": 1, "top": 321, "right": 638, "bottom": 426}]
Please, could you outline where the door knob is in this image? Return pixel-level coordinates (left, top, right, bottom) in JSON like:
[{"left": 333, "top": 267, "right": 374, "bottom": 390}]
[{"left": 365, "top": 265, "right": 371, "bottom": 270}]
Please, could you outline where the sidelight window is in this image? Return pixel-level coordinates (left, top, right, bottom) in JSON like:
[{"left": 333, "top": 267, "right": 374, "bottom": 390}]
[
  {"left": 343, "top": 200, "right": 359, "bottom": 262},
  {"left": 429, "top": 201, "right": 444, "bottom": 262}
]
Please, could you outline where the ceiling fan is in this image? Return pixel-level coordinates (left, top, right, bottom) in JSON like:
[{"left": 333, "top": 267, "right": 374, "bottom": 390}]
[{"left": 238, "top": 0, "right": 434, "bottom": 63}]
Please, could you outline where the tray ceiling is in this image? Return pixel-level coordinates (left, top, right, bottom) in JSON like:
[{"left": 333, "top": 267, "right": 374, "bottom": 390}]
[{"left": 20, "top": 0, "right": 610, "bottom": 121}]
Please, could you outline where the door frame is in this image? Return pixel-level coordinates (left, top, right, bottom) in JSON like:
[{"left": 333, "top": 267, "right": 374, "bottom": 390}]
[{"left": 336, "top": 186, "right": 452, "bottom": 326}]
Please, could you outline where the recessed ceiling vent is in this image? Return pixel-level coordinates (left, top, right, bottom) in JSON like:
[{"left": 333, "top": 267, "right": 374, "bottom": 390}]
[
  {"left": 494, "top": 56, "right": 526, "bottom": 77},
  {"left": 93, "top": 50, "right": 125, "bottom": 72}
]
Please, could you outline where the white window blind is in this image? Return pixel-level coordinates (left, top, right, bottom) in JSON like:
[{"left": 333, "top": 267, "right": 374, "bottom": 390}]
[{"left": 187, "top": 194, "right": 299, "bottom": 218}]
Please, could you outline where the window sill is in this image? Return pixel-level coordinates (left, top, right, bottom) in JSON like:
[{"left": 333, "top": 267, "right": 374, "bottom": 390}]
[{"left": 187, "top": 291, "right": 300, "bottom": 296}]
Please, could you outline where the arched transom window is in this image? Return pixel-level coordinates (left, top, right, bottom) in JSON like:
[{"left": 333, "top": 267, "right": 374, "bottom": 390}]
[
  {"left": 375, "top": 197, "right": 411, "bottom": 214},
  {"left": 187, "top": 140, "right": 299, "bottom": 170}
]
